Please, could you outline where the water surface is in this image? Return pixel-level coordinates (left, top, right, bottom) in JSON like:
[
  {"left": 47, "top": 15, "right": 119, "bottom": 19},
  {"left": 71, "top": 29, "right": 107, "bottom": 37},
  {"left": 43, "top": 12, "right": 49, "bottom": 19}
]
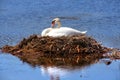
[{"left": 0, "top": 0, "right": 120, "bottom": 80}]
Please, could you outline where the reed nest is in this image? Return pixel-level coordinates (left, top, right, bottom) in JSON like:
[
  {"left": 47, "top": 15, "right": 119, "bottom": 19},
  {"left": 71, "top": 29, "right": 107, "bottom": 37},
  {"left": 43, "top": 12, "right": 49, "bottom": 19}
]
[{"left": 2, "top": 34, "right": 112, "bottom": 66}]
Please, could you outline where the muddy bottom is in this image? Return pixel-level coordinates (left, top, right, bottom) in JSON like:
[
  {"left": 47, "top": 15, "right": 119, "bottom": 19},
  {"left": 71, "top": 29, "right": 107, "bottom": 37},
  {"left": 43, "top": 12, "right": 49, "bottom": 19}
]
[{"left": 1, "top": 34, "right": 117, "bottom": 66}]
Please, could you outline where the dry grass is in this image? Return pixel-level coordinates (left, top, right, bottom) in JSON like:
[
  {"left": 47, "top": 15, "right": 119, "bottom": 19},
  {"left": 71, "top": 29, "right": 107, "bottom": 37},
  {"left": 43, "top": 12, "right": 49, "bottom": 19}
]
[{"left": 2, "top": 34, "right": 111, "bottom": 66}]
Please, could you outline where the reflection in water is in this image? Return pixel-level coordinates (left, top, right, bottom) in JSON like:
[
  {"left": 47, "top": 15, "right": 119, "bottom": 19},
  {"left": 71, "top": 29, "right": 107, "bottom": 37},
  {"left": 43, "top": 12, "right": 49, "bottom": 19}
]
[
  {"left": 41, "top": 66, "right": 67, "bottom": 80},
  {"left": 39, "top": 58, "right": 115, "bottom": 80},
  {"left": 41, "top": 66, "right": 80, "bottom": 80},
  {"left": 40, "top": 59, "right": 98, "bottom": 80}
]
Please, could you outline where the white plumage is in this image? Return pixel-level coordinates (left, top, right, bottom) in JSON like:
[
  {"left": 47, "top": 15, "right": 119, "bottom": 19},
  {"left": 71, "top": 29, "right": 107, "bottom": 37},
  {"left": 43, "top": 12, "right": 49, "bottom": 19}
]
[{"left": 41, "top": 18, "right": 87, "bottom": 37}]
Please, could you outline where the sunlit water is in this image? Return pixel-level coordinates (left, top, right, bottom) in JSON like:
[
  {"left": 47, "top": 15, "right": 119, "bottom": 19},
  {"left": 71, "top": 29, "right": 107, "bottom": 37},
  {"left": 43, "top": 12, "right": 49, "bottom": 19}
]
[{"left": 0, "top": 0, "right": 120, "bottom": 80}]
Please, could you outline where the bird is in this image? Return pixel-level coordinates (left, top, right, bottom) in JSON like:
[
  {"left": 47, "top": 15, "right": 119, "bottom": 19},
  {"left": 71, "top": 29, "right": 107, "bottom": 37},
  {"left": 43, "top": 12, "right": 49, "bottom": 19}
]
[{"left": 41, "top": 18, "right": 87, "bottom": 37}]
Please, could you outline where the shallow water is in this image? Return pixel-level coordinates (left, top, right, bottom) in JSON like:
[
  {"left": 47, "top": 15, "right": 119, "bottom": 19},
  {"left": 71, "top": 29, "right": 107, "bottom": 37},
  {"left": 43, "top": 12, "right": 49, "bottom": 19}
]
[{"left": 0, "top": 0, "right": 120, "bottom": 80}]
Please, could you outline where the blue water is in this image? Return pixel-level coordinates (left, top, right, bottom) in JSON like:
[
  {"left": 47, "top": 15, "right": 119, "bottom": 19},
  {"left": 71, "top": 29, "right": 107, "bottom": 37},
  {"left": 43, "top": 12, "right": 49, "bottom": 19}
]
[{"left": 0, "top": 0, "right": 120, "bottom": 80}]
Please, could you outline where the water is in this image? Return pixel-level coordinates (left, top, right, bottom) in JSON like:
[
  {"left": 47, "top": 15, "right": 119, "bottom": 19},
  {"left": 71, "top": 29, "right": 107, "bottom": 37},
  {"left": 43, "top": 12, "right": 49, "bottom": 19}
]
[{"left": 0, "top": 0, "right": 120, "bottom": 80}]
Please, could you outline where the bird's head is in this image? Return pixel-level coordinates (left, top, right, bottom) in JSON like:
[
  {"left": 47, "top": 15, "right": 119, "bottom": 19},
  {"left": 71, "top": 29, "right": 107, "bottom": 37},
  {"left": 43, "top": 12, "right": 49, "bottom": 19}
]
[{"left": 51, "top": 18, "right": 61, "bottom": 28}]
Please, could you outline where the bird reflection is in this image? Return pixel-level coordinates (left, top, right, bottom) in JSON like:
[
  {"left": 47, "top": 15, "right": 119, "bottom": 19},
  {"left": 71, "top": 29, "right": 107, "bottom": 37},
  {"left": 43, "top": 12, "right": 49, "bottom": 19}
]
[
  {"left": 40, "top": 64, "right": 94, "bottom": 80},
  {"left": 50, "top": 75, "right": 59, "bottom": 80},
  {"left": 40, "top": 58, "right": 113, "bottom": 80},
  {"left": 41, "top": 66, "right": 70, "bottom": 80}
]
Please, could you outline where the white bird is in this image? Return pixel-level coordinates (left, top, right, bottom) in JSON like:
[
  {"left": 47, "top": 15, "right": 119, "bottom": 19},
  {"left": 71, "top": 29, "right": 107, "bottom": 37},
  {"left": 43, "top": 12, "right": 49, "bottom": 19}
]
[{"left": 41, "top": 18, "right": 87, "bottom": 37}]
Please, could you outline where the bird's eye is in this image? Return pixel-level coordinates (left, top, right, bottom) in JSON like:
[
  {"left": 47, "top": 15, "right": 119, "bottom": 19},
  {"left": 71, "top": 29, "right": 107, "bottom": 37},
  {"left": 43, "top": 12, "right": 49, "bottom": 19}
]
[{"left": 52, "top": 20, "right": 55, "bottom": 24}]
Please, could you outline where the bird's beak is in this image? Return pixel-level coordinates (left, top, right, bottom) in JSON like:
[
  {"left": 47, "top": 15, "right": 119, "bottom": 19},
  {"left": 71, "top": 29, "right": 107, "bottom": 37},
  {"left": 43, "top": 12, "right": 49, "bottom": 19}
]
[{"left": 51, "top": 20, "right": 55, "bottom": 28}]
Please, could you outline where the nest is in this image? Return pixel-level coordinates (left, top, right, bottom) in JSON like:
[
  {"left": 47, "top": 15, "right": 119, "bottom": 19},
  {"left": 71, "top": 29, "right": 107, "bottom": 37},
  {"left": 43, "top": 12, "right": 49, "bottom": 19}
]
[{"left": 2, "top": 34, "right": 111, "bottom": 66}]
